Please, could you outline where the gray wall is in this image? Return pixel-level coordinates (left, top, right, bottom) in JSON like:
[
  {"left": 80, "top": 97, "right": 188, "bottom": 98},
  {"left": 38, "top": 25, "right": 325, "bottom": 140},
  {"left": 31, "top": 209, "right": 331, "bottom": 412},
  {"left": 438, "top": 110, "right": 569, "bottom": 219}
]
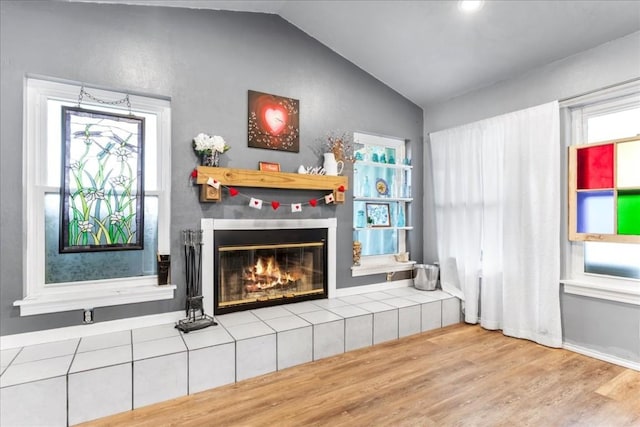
[
  {"left": 423, "top": 31, "right": 640, "bottom": 363},
  {"left": 0, "top": 1, "right": 424, "bottom": 336}
]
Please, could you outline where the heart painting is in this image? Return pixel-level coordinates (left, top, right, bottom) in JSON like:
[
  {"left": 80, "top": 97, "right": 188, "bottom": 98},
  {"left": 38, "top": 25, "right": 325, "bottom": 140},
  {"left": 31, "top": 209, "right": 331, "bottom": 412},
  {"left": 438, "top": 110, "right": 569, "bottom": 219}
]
[{"left": 248, "top": 90, "right": 300, "bottom": 152}]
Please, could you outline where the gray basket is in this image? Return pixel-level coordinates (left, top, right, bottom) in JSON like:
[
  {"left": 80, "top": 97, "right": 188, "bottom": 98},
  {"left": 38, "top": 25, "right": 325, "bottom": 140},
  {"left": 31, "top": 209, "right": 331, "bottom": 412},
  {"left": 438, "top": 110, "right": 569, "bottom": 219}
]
[{"left": 413, "top": 264, "right": 439, "bottom": 291}]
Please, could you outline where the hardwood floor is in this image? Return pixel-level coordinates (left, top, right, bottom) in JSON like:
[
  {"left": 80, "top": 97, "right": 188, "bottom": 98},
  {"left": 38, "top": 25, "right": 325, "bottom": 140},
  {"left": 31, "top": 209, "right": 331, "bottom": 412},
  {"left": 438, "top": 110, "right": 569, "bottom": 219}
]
[{"left": 81, "top": 324, "right": 640, "bottom": 427}]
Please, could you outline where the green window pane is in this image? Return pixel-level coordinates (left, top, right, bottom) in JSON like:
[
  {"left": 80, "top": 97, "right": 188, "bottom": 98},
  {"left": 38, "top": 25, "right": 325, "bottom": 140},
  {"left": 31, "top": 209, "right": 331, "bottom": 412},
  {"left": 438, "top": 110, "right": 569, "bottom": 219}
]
[{"left": 617, "top": 191, "right": 640, "bottom": 235}]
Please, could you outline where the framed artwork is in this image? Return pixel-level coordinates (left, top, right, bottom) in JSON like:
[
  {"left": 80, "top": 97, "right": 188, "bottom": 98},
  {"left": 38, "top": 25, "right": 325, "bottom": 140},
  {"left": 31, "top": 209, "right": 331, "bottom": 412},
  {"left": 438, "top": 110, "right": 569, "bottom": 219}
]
[
  {"left": 258, "top": 161, "right": 281, "bottom": 172},
  {"left": 60, "top": 106, "right": 145, "bottom": 253},
  {"left": 366, "top": 203, "right": 391, "bottom": 227},
  {"left": 248, "top": 90, "right": 299, "bottom": 152}
]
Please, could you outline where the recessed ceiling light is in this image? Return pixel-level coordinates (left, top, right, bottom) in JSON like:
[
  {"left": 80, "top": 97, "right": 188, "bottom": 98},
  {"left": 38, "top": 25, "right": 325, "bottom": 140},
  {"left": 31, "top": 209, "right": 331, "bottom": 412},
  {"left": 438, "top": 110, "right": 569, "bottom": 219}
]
[{"left": 458, "top": 0, "right": 484, "bottom": 13}]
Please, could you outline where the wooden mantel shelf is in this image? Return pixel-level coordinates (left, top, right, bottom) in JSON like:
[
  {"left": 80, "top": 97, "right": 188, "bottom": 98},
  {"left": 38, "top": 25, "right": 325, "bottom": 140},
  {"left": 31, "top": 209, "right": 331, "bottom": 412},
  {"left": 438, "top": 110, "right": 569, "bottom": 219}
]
[{"left": 196, "top": 166, "right": 349, "bottom": 202}]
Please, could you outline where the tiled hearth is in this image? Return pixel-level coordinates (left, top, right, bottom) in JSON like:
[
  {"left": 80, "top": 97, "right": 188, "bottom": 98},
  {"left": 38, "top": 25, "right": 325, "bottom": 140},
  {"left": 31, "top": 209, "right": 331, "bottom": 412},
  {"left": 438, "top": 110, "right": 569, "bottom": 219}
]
[{"left": 0, "top": 288, "right": 460, "bottom": 426}]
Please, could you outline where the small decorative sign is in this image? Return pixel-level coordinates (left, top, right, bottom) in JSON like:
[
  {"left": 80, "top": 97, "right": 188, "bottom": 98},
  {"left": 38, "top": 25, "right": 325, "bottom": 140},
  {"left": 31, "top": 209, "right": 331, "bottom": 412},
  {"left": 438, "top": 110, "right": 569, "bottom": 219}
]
[
  {"left": 248, "top": 90, "right": 299, "bottom": 152},
  {"left": 259, "top": 161, "right": 281, "bottom": 172}
]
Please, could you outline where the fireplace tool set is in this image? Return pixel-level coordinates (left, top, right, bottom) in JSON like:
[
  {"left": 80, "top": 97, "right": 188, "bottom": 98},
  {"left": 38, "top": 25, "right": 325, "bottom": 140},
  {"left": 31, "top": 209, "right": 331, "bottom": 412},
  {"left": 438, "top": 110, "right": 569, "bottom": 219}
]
[{"left": 175, "top": 229, "right": 217, "bottom": 333}]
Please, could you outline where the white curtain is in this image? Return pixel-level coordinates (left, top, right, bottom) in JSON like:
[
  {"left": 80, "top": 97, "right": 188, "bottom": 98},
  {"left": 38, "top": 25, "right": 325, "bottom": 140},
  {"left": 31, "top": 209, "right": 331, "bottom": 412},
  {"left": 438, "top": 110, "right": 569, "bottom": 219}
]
[{"left": 430, "top": 101, "right": 561, "bottom": 348}]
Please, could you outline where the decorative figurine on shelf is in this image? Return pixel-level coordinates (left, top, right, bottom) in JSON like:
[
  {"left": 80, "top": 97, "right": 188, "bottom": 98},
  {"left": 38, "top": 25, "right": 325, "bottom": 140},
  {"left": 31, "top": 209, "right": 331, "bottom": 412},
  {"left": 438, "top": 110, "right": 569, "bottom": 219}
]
[
  {"left": 353, "top": 241, "right": 362, "bottom": 266},
  {"left": 193, "top": 133, "right": 230, "bottom": 167}
]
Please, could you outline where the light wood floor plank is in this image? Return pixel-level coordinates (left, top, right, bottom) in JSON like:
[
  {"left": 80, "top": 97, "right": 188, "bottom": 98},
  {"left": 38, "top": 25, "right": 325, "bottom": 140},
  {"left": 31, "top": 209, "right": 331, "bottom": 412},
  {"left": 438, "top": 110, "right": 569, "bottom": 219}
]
[{"left": 79, "top": 324, "right": 640, "bottom": 427}]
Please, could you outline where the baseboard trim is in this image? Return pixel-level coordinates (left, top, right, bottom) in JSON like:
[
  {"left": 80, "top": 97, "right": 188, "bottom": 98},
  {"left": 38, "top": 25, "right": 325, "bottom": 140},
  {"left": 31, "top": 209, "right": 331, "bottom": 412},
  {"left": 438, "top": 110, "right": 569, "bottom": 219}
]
[
  {"left": 1, "top": 311, "right": 185, "bottom": 349},
  {"left": 563, "top": 342, "right": 640, "bottom": 371}
]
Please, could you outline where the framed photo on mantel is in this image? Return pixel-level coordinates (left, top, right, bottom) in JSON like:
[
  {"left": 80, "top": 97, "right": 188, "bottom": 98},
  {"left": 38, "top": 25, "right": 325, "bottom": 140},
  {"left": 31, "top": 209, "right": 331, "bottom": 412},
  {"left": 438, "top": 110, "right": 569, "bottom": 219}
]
[{"left": 258, "top": 161, "right": 281, "bottom": 172}]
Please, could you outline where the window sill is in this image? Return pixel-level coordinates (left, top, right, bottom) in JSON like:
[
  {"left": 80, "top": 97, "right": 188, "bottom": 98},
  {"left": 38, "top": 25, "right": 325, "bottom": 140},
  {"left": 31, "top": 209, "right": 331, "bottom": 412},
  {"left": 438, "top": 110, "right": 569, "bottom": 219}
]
[
  {"left": 13, "top": 278, "right": 176, "bottom": 316},
  {"left": 351, "top": 260, "right": 416, "bottom": 277},
  {"left": 560, "top": 279, "right": 640, "bottom": 306}
]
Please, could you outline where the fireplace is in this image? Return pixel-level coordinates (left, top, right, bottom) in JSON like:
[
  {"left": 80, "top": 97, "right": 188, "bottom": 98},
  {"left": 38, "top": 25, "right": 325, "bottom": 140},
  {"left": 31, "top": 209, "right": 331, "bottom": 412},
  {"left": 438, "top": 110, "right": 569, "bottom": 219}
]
[{"left": 201, "top": 219, "right": 337, "bottom": 316}]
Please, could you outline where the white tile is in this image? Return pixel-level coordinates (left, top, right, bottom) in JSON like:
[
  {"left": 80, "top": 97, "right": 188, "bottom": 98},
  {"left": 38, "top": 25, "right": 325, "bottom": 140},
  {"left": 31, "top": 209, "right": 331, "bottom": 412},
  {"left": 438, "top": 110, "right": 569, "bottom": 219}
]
[
  {"left": 361, "top": 291, "right": 395, "bottom": 301},
  {"left": 284, "top": 301, "right": 324, "bottom": 314},
  {"left": 70, "top": 344, "right": 132, "bottom": 373},
  {"left": 328, "top": 305, "right": 370, "bottom": 318},
  {"left": 311, "top": 298, "right": 350, "bottom": 309},
  {"left": 251, "top": 306, "right": 293, "bottom": 320},
  {"left": 297, "top": 310, "right": 343, "bottom": 325},
  {"left": 383, "top": 297, "right": 420, "bottom": 309},
  {"left": 78, "top": 330, "right": 131, "bottom": 353},
  {"left": 442, "top": 298, "right": 461, "bottom": 326},
  {"left": 313, "top": 320, "right": 344, "bottom": 360},
  {"left": 277, "top": 326, "right": 312, "bottom": 370},
  {"left": 337, "top": 294, "right": 373, "bottom": 305},
  {"left": 132, "top": 323, "right": 180, "bottom": 343},
  {"left": 421, "top": 301, "right": 442, "bottom": 332},
  {"left": 188, "top": 343, "right": 235, "bottom": 394},
  {"left": 263, "top": 315, "right": 310, "bottom": 332},
  {"left": 225, "top": 321, "right": 275, "bottom": 341},
  {"left": 133, "top": 336, "right": 186, "bottom": 361},
  {"left": 0, "top": 355, "right": 73, "bottom": 387},
  {"left": 134, "top": 352, "right": 188, "bottom": 408},
  {"left": 68, "top": 362, "right": 132, "bottom": 425},
  {"left": 403, "top": 292, "right": 440, "bottom": 304},
  {"left": 182, "top": 326, "right": 234, "bottom": 351},
  {"left": 0, "top": 348, "right": 21, "bottom": 367},
  {"left": 12, "top": 339, "right": 78, "bottom": 364},
  {"left": 216, "top": 311, "right": 260, "bottom": 328},
  {"left": 426, "top": 290, "right": 456, "bottom": 301},
  {"left": 0, "top": 364, "right": 7, "bottom": 376},
  {"left": 373, "top": 310, "right": 398, "bottom": 344},
  {"left": 383, "top": 287, "right": 421, "bottom": 297},
  {"left": 236, "top": 334, "right": 277, "bottom": 381},
  {"left": 358, "top": 300, "right": 396, "bottom": 313},
  {"left": 398, "top": 305, "right": 421, "bottom": 337},
  {"left": 345, "top": 315, "right": 373, "bottom": 352},
  {"left": 0, "top": 376, "right": 66, "bottom": 427}
]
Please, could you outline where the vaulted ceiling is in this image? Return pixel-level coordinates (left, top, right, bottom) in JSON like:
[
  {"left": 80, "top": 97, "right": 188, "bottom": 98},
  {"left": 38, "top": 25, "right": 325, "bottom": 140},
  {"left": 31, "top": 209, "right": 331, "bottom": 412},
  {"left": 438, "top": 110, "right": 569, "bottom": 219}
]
[{"left": 70, "top": 0, "right": 640, "bottom": 109}]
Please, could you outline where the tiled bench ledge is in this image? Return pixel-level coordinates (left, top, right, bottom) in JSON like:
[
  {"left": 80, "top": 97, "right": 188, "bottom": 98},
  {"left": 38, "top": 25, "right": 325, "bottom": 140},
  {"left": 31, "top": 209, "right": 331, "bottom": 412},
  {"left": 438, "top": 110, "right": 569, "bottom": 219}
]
[{"left": 0, "top": 288, "right": 460, "bottom": 426}]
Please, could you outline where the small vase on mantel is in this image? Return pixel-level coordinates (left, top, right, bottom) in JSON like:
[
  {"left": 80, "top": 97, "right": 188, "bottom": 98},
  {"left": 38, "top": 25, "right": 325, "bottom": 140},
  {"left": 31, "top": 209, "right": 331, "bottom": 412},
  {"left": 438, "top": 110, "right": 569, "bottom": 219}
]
[{"left": 201, "top": 151, "right": 220, "bottom": 167}]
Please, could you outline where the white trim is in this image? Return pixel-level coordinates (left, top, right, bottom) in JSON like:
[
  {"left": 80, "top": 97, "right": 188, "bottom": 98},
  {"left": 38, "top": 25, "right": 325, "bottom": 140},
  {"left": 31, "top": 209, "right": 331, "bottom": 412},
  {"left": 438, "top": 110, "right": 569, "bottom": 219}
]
[
  {"left": 561, "top": 280, "right": 640, "bottom": 306},
  {"left": 351, "top": 258, "right": 416, "bottom": 277},
  {"left": 563, "top": 343, "right": 640, "bottom": 371},
  {"left": 1, "top": 310, "right": 184, "bottom": 350},
  {"left": 14, "top": 282, "right": 176, "bottom": 316},
  {"left": 335, "top": 278, "right": 414, "bottom": 297},
  {"left": 201, "top": 218, "right": 337, "bottom": 316},
  {"left": 19, "top": 77, "right": 172, "bottom": 316}
]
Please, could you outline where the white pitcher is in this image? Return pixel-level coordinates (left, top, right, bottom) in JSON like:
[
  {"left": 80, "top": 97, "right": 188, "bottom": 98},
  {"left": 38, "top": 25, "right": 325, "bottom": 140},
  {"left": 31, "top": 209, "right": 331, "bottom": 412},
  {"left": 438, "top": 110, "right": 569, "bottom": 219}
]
[{"left": 323, "top": 152, "right": 344, "bottom": 176}]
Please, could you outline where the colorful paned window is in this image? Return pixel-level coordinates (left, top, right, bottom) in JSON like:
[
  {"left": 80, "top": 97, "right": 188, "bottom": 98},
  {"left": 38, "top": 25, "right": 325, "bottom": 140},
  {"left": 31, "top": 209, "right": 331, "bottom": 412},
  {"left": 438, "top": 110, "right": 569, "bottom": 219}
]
[
  {"left": 569, "top": 136, "right": 640, "bottom": 243},
  {"left": 61, "top": 107, "right": 145, "bottom": 252}
]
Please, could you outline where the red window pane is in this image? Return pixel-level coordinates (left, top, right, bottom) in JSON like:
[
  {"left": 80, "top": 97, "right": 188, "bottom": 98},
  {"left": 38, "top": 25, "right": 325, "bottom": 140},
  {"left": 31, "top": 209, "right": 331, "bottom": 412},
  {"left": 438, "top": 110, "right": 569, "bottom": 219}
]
[{"left": 577, "top": 144, "right": 614, "bottom": 189}]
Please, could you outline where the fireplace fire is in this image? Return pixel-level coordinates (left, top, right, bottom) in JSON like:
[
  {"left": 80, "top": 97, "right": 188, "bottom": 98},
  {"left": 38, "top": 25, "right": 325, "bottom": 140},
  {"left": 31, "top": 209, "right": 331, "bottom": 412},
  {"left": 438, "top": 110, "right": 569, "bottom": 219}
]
[
  {"left": 214, "top": 229, "right": 327, "bottom": 314},
  {"left": 201, "top": 218, "right": 337, "bottom": 317}
]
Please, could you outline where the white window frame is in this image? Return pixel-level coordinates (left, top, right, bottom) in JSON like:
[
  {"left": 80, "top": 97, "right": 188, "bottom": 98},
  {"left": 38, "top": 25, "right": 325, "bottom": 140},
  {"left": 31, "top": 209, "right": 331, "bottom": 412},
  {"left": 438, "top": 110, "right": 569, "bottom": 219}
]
[
  {"left": 351, "top": 132, "right": 415, "bottom": 277},
  {"left": 14, "top": 77, "right": 175, "bottom": 316},
  {"left": 561, "top": 80, "right": 640, "bottom": 306}
]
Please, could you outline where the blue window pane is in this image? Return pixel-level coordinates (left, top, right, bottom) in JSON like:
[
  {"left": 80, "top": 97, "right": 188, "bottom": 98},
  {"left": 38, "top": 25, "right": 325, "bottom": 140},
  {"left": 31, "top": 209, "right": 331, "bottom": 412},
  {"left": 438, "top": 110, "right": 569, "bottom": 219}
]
[{"left": 577, "top": 191, "right": 614, "bottom": 234}]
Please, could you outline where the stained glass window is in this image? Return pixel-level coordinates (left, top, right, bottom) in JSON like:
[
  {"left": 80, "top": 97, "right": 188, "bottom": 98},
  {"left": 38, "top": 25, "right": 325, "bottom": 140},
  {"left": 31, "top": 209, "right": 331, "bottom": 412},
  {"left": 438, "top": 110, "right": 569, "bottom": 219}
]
[
  {"left": 569, "top": 136, "right": 640, "bottom": 243},
  {"left": 60, "top": 106, "right": 145, "bottom": 252}
]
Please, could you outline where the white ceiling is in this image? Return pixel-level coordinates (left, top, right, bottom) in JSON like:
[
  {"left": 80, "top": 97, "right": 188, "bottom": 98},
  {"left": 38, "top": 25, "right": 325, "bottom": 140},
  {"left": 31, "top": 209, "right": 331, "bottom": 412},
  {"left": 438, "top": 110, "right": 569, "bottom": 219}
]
[{"left": 71, "top": 0, "right": 640, "bottom": 109}]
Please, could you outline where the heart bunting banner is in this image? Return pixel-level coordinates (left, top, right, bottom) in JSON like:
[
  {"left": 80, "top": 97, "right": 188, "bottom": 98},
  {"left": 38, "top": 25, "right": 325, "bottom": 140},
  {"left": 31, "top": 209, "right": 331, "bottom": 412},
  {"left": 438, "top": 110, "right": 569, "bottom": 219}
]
[{"left": 195, "top": 171, "right": 338, "bottom": 211}]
